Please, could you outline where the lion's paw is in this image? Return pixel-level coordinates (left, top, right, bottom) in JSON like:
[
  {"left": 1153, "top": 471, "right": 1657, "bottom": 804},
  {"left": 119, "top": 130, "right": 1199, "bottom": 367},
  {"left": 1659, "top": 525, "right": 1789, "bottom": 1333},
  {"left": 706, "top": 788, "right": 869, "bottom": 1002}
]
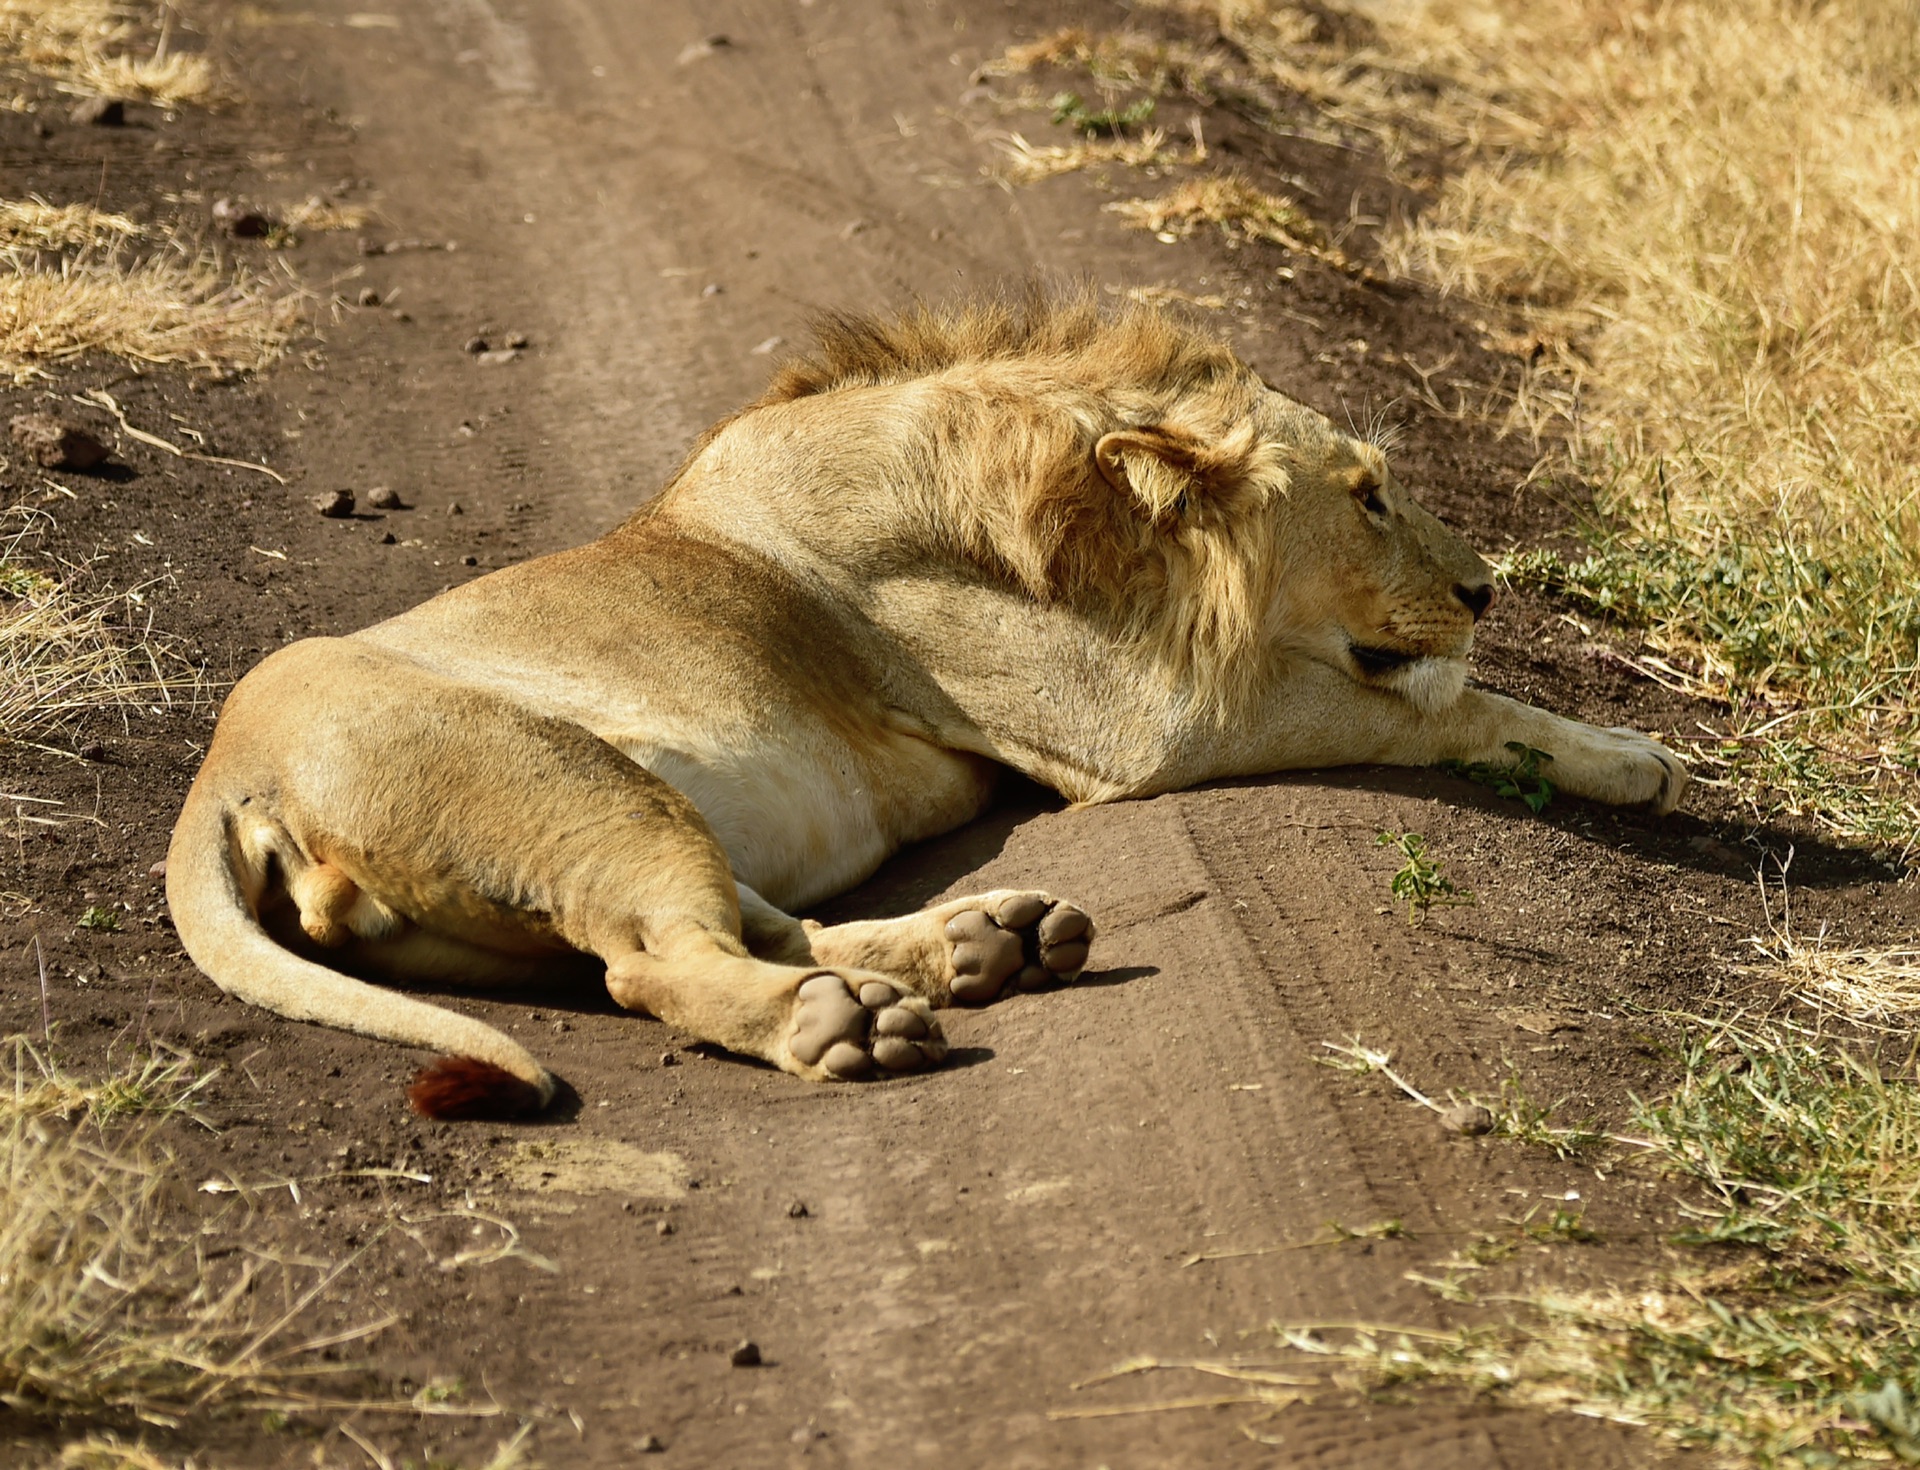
[
  {"left": 943, "top": 892, "right": 1094, "bottom": 1005},
  {"left": 786, "top": 973, "right": 947, "bottom": 1080},
  {"left": 1549, "top": 724, "right": 1689, "bottom": 814}
]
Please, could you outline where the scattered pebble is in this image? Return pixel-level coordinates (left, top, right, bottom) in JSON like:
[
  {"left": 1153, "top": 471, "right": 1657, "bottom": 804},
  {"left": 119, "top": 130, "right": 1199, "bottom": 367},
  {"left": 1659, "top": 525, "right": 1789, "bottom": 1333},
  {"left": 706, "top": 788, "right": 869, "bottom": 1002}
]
[
  {"left": 701, "top": 282, "right": 724, "bottom": 297},
  {"left": 1439, "top": 1102, "right": 1495, "bottom": 1137},
  {"left": 656, "top": 1219, "right": 675, "bottom": 1236},
  {"left": 476, "top": 348, "right": 520, "bottom": 366},
  {"left": 365, "top": 486, "right": 406, "bottom": 510},
  {"left": 9, "top": 414, "right": 109, "bottom": 471},
  {"left": 379, "top": 531, "right": 397, "bottom": 545},
  {"left": 463, "top": 335, "right": 490, "bottom": 354},
  {"left": 677, "top": 33, "right": 732, "bottom": 65},
  {"left": 786, "top": 1200, "right": 809, "bottom": 1219},
  {"left": 634, "top": 1435, "right": 665, "bottom": 1454},
  {"left": 147, "top": 861, "right": 167, "bottom": 880},
  {"left": 78, "top": 742, "right": 107, "bottom": 762},
  {"left": 70, "top": 96, "right": 126, "bottom": 127},
  {"left": 659, "top": 1051, "right": 678, "bottom": 1067},
  {"left": 212, "top": 198, "right": 274, "bottom": 238},
  {"left": 389, "top": 308, "right": 413, "bottom": 323},
  {"left": 312, "top": 489, "right": 355, "bottom": 518},
  {"left": 505, "top": 332, "right": 530, "bottom": 350},
  {"left": 750, "top": 336, "right": 783, "bottom": 355},
  {"left": 356, "top": 287, "right": 381, "bottom": 306},
  {"left": 461, "top": 554, "right": 478, "bottom": 567},
  {"left": 447, "top": 501, "right": 465, "bottom": 515},
  {"left": 729, "top": 1340, "right": 762, "bottom": 1368}
]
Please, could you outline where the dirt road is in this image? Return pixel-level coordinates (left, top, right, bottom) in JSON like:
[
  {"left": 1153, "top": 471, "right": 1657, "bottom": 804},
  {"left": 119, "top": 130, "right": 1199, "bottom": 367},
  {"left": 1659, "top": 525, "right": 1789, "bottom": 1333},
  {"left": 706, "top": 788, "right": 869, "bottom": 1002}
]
[{"left": 8, "top": 1, "right": 1915, "bottom": 1465}]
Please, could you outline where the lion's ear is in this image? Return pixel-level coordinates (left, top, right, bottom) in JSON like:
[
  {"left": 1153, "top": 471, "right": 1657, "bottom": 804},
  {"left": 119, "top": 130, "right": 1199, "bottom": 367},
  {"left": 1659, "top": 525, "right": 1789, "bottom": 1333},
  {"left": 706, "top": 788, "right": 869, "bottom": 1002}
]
[{"left": 1094, "top": 425, "right": 1250, "bottom": 520}]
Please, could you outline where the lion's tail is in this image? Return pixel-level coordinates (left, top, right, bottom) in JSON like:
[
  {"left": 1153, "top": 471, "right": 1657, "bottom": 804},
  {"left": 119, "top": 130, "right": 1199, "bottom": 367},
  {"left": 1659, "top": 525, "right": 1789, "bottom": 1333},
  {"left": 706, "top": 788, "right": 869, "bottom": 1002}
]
[{"left": 165, "top": 779, "right": 557, "bottom": 1120}]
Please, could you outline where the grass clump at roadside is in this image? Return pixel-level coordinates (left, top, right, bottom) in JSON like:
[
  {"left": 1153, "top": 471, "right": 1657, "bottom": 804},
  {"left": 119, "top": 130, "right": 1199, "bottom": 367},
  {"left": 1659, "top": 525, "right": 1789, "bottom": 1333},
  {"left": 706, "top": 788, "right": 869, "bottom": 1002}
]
[
  {"left": 0, "top": 505, "right": 205, "bottom": 749},
  {"left": 0, "top": 0, "right": 215, "bottom": 107},
  {"left": 1131, "top": 0, "right": 1920, "bottom": 856},
  {"left": 1283, "top": 1019, "right": 1920, "bottom": 1467}
]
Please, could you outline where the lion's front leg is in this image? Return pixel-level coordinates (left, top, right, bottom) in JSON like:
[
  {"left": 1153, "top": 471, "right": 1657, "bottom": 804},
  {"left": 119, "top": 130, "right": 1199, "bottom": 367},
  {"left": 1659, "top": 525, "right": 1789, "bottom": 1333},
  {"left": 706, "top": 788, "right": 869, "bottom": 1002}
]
[
  {"left": 1410, "top": 688, "right": 1688, "bottom": 813},
  {"left": 1218, "top": 661, "right": 1687, "bottom": 812}
]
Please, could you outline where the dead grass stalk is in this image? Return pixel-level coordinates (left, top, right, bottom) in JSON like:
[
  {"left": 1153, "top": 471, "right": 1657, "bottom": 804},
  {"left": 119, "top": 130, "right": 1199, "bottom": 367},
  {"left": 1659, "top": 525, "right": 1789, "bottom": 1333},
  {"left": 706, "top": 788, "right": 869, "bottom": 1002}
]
[{"left": 0, "top": 0, "right": 216, "bottom": 107}]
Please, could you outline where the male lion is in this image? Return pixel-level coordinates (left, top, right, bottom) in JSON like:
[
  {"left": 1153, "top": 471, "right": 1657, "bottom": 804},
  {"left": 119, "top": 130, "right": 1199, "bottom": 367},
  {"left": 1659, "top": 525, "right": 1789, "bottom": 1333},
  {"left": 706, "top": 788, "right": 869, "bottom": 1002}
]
[{"left": 166, "top": 293, "right": 1686, "bottom": 1118}]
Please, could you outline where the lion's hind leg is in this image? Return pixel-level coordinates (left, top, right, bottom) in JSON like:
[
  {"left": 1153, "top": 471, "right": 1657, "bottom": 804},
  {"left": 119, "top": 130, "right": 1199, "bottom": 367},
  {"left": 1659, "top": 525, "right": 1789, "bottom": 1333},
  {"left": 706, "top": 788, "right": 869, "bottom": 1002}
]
[
  {"left": 604, "top": 920, "right": 947, "bottom": 1081},
  {"left": 771, "top": 891, "right": 1096, "bottom": 1007}
]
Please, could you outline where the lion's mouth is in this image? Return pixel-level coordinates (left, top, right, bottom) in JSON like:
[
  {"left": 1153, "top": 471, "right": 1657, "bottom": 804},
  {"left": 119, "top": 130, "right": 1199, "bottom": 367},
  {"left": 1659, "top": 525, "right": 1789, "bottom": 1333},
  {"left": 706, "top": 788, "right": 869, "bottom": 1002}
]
[{"left": 1348, "top": 643, "right": 1418, "bottom": 677}]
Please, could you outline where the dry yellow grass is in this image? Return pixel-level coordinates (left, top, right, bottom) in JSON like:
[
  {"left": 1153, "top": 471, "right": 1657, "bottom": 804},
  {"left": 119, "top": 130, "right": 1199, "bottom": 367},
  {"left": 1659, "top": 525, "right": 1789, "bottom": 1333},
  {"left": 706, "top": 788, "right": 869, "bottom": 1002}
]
[
  {"left": 0, "top": 199, "right": 143, "bottom": 251},
  {"left": 0, "top": 506, "right": 206, "bottom": 748},
  {"left": 998, "top": 127, "right": 1201, "bottom": 185},
  {"left": 0, "top": 0, "right": 216, "bottom": 106},
  {"left": 1, "top": 239, "right": 302, "bottom": 382},
  {"left": 1107, "top": 173, "right": 1325, "bottom": 254}
]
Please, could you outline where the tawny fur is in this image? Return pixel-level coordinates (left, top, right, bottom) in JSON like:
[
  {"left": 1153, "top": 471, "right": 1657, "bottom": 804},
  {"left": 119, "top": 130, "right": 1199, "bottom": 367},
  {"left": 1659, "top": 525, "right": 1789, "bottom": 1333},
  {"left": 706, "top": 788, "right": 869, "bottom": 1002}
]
[{"left": 166, "top": 288, "right": 1689, "bottom": 1115}]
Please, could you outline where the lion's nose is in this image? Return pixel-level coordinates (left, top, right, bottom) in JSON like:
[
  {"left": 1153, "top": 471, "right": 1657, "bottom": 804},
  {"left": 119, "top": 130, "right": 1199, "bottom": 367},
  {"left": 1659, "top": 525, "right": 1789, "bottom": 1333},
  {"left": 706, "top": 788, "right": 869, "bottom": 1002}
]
[{"left": 1454, "top": 582, "right": 1495, "bottom": 621}]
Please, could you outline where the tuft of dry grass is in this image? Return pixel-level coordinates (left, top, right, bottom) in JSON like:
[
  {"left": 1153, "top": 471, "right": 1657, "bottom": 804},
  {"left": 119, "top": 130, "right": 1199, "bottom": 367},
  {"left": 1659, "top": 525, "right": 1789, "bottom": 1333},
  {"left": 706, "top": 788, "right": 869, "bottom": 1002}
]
[
  {"left": 0, "top": 505, "right": 206, "bottom": 749},
  {"left": 985, "top": 25, "right": 1236, "bottom": 102},
  {"left": 0, "top": 199, "right": 144, "bottom": 252},
  {"left": 1, "top": 235, "right": 303, "bottom": 382},
  {"left": 998, "top": 127, "right": 1202, "bottom": 185},
  {"left": 1108, "top": 173, "right": 1324, "bottom": 253},
  {"left": 0, "top": 0, "right": 216, "bottom": 107}
]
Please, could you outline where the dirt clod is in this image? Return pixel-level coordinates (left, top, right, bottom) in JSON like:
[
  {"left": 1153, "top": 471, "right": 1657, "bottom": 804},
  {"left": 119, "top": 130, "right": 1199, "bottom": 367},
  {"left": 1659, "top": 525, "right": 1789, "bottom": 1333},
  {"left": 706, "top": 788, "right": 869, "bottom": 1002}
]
[
  {"left": 1439, "top": 1102, "right": 1496, "bottom": 1136},
  {"left": 312, "top": 489, "right": 356, "bottom": 518},
  {"left": 635, "top": 1435, "right": 665, "bottom": 1454},
  {"left": 357, "top": 287, "right": 381, "bottom": 306},
  {"left": 729, "top": 1340, "right": 762, "bottom": 1368},
  {"left": 69, "top": 96, "right": 126, "bottom": 127},
  {"left": 212, "top": 198, "right": 274, "bottom": 238},
  {"left": 366, "top": 486, "right": 406, "bottom": 510},
  {"left": 787, "top": 1200, "right": 808, "bottom": 1218},
  {"left": 10, "top": 414, "right": 110, "bottom": 471},
  {"left": 463, "top": 335, "right": 489, "bottom": 354},
  {"left": 656, "top": 1219, "right": 675, "bottom": 1236}
]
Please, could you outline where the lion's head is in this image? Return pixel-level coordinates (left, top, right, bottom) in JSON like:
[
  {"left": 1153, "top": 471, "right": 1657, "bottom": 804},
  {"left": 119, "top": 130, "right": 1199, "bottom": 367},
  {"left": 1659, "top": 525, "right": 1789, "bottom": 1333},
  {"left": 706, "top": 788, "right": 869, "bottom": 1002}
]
[{"left": 711, "top": 289, "right": 1496, "bottom": 717}]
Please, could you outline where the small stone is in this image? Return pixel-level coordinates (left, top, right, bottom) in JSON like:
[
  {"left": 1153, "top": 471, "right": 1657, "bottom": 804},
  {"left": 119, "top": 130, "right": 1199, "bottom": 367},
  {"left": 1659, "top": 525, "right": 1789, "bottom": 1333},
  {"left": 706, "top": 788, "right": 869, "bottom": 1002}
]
[
  {"left": 677, "top": 34, "right": 732, "bottom": 65},
  {"left": 463, "top": 335, "right": 490, "bottom": 354},
  {"left": 729, "top": 1340, "right": 762, "bottom": 1368},
  {"left": 655, "top": 1219, "right": 675, "bottom": 1236},
  {"left": 787, "top": 1200, "right": 809, "bottom": 1219},
  {"left": 10, "top": 414, "right": 109, "bottom": 471},
  {"left": 356, "top": 287, "right": 381, "bottom": 306},
  {"left": 505, "top": 332, "right": 530, "bottom": 349},
  {"left": 1439, "top": 1102, "right": 1495, "bottom": 1137},
  {"left": 365, "top": 485, "right": 405, "bottom": 510},
  {"left": 701, "top": 282, "right": 724, "bottom": 297},
  {"left": 147, "top": 860, "right": 168, "bottom": 880},
  {"left": 635, "top": 1435, "right": 666, "bottom": 1454},
  {"left": 461, "top": 554, "right": 478, "bottom": 567},
  {"left": 211, "top": 198, "right": 273, "bottom": 238},
  {"left": 312, "top": 489, "right": 355, "bottom": 518},
  {"left": 389, "top": 308, "right": 413, "bottom": 322},
  {"left": 379, "top": 531, "right": 397, "bottom": 545},
  {"left": 77, "top": 742, "right": 107, "bottom": 762},
  {"left": 659, "top": 1051, "right": 678, "bottom": 1066},
  {"left": 447, "top": 501, "right": 464, "bottom": 515},
  {"left": 70, "top": 96, "right": 126, "bottom": 127},
  {"left": 476, "top": 348, "right": 519, "bottom": 365}
]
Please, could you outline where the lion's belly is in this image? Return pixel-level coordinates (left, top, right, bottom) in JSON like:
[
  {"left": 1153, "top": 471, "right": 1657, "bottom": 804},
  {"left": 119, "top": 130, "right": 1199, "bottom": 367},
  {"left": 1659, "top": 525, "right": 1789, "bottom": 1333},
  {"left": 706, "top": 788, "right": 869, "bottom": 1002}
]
[{"left": 621, "top": 724, "right": 994, "bottom": 913}]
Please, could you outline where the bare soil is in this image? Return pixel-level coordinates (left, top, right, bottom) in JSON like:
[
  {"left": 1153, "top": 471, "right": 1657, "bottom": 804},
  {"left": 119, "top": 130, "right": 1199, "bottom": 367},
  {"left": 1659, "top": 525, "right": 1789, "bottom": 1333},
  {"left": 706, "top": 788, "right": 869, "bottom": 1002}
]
[{"left": 4, "top": 2, "right": 1917, "bottom": 1466}]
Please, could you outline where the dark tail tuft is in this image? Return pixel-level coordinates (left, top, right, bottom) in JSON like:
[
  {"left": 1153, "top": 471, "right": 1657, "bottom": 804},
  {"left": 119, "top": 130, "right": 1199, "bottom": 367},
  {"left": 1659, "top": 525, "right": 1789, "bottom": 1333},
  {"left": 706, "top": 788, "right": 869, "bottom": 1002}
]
[{"left": 408, "top": 1056, "right": 548, "bottom": 1120}]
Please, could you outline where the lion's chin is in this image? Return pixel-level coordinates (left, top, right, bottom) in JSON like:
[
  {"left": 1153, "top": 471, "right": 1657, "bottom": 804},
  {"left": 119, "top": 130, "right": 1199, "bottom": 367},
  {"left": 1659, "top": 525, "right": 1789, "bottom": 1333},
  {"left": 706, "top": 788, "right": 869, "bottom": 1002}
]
[{"left": 1372, "top": 655, "right": 1468, "bottom": 713}]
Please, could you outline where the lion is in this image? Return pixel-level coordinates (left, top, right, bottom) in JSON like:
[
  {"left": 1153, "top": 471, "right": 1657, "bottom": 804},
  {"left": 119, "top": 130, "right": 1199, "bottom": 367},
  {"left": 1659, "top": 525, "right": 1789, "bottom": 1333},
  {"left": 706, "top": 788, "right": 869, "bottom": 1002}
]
[{"left": 165, "top": 291, "right": 1686, "bottom": 1118}]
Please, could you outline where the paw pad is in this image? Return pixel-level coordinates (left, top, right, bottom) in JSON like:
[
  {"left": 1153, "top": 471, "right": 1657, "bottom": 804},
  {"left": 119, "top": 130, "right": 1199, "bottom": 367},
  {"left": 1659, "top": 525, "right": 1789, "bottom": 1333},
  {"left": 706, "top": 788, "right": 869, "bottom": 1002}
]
[
  {"left": 789, "top": 973, "right": 946, "bottom": 1079},
  {"left": 945, "top": 894, "right": 1094, "bottom": 1004}
]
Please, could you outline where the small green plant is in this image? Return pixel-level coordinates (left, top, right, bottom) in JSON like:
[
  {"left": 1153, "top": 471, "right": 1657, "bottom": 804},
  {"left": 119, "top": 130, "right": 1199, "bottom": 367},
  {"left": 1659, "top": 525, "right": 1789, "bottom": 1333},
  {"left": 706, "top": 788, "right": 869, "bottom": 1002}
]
[
  {"left": 76, "top": 906, "right": 120, "bottom": 932},
  {"left": 1049, "top": 90, "right": 1156, "bottom": 135},
  {"left": 1376, "top": 831, "right": 1475, "bottom": 926},
  {"left": 1440, "top": 742, "right": 1555, "bottom": 813}
]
